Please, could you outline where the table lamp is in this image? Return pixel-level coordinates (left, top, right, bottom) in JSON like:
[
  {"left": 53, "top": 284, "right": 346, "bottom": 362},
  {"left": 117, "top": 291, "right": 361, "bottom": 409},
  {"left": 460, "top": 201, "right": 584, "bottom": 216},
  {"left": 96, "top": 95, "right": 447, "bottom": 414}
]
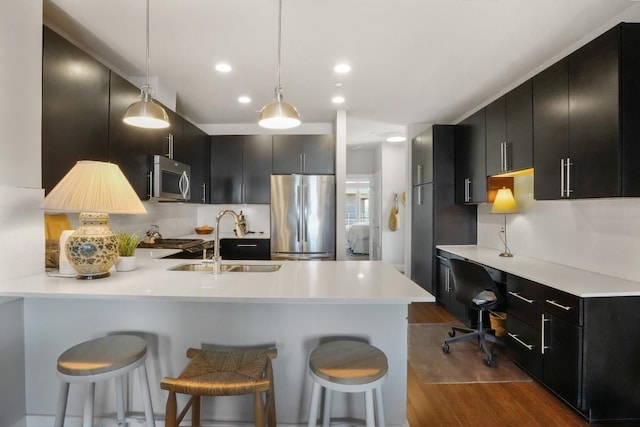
[
  {"left": 43, "top": 161, "right": 147, "bottom": 279},
  {"left": 491, "top": 187, "right": 517, "bottom": 257}
]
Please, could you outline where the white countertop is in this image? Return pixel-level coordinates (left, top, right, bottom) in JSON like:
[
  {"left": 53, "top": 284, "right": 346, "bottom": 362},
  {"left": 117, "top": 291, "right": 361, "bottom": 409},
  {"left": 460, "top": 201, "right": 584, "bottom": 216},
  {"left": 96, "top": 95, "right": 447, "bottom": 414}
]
[
  {"left": 0, "top": 249, "right": 434, "bottom": 304},
  {"left": 437, "top": 245, "right": 640, "bottom": 298}
]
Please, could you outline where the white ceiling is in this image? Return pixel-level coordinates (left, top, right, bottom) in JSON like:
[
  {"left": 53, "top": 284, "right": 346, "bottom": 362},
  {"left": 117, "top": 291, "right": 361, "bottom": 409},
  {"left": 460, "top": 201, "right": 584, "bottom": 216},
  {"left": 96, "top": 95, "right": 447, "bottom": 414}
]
[{"left": 44, "top": 0, "right": 639, "bottom": 145}]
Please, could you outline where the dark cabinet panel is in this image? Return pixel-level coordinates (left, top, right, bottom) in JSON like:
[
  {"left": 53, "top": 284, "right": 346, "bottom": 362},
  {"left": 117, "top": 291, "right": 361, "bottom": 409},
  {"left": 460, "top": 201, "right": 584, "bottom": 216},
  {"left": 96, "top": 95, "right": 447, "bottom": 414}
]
[
  {"left": 533, "top": 58, "right": 570, "bottom": 200},
  {"left": 411, "top": 131, "right": 433, "bottom": 185},
  {"left": 42, "top": 26, "right": 110, "bottom": 194},
  {"left": 455, "top": 109, "right": 487, "bottom": 204},
  {"left": 411, "top": 183, "right": 433, "bottom": 292},
  {"left": 108, "top": 73, "right": 167, "bottom": 199},
  {"left": 210, "top": 135, "right": 272, "bottom": 204},
  {"left": 272, "top": 135, "right": 335, "bottom": 174},
  {"left": 435, "top": 252, "right": 472, "bottom": 326},
  {"left": 485, "top": 81, "right": 533, "bottom": 176},
  {"left": 177, "top": 119, "right": 210, "bottom": 203},
  {"left": 220, "top": 238, "right": 270, "bottom": 260}
]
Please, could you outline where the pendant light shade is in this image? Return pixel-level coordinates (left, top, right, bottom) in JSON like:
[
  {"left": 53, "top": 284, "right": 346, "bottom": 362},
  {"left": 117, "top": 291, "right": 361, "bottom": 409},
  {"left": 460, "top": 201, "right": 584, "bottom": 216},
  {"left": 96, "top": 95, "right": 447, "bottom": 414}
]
[
  {"left": 259, "top": 0, "right": 300, "bottom": 129},
  {"left": 123, "top": 0, "right": 169, "bottom": 129}
]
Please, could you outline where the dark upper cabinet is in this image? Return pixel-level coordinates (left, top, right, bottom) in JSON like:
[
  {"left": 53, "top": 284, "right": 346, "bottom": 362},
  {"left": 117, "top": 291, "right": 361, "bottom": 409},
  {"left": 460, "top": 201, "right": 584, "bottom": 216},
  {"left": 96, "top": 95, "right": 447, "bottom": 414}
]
[
  {"left": 411, "top": 131, "right": 433, "bottom": 186},
  {"left": 533, "top": 58, "right": 570, "bottom": 200},
  {"left": 455, "top": 109, "right": 487, "bottom": 204},
  {"left": 534, "top": 23, "right": 640, "bottom": 200},
  {"left": 272, "top": 135, "right": 335, "bottom": 174},
  {"left": 108, "top": 72, "right": 167, "bottom": 200},
  {"left": 210, "top": 135, "right": 272, "bottom": 204},
  {"left": 485, "top": 80, "right": 533, "bottom": 176},
  {"left": 42, "top": 26, "right": 110, "bottom": 194},
  {"left": 176, "top": 119, "right": 210, "bottom": 203}
]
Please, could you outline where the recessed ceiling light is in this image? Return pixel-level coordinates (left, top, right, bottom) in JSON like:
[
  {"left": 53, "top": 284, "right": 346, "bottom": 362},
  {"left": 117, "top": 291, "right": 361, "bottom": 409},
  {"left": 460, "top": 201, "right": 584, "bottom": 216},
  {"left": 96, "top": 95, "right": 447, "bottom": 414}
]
[
  {"left": 334, "top": 63, "right": 351, "bottom": 74},
  {"left": 215, "top": 62, "right": 232, "bottom": 73},
  {"left": 386, "top": 136, "right": 406, "bottom": 143},
  {"left": 332, "top": 96, "right": 345, "bottom": 104},
  {"left": 335, "top": 82, "right": 343, "bottom": 87},
  {"left": 238, "top": 96, "right": 251, "bottom": 104}
]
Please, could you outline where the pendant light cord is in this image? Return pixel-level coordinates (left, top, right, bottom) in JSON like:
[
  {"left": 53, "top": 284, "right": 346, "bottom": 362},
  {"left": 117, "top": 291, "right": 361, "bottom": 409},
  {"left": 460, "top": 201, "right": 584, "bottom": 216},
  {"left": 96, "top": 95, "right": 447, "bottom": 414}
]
[
  {"left": 144, "top": 0, "right": 151, "bottom": 93},
  {"left": 275, "top": 0, "right": 283, "bottom": 99}
]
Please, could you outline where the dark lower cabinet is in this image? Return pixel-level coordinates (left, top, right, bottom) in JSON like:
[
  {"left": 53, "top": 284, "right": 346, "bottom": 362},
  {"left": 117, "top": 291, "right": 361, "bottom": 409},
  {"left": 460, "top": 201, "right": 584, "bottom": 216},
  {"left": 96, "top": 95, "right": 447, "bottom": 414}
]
[
  {"left": 220, "top": 238, "right": 270, "bottom": 260},
  {"left": 42, "top": 26, "right": 110, "bottom": 194},
  {"left": 435, "top": 251, "right": 471, "bottom": 326}
]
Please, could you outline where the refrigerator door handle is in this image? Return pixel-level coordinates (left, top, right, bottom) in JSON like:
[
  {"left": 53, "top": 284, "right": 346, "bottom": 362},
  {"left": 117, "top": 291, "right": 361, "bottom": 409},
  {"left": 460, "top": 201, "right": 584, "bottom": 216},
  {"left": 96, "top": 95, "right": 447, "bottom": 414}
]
[
  {"left": 296, "top": 185, "right": 302, "bottom": 242},
  {"left": 302, "top": 183, "right": 307, "bottom": 243}
]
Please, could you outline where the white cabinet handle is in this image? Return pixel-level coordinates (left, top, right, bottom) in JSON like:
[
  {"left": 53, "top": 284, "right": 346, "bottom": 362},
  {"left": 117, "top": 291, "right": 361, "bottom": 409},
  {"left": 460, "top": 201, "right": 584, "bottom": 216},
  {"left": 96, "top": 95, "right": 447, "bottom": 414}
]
[
  {"left": 508, "top": 333, "right": 534, "bottom": 350},
  {"left": 545, "top": 299, "right": 572, "bottom": 311},
  {"left": 508, "top": 291, "right": 534, "bottom": 304}
]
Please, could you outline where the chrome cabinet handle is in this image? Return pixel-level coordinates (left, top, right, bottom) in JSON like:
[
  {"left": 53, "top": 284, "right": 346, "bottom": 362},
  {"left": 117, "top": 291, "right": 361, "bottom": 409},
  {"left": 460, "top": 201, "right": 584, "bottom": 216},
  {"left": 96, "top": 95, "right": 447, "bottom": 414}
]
[
  {"left": 167, "top": 133, "right": 174, "bottom": 159},
  {"left": 566, "top": 157, "right": 573, "bottom": 196},
  {"left": 418, "top": 185, "right": 423, "bottom": 205},
  {"left": 545, "top": 299, "right": 572, "bottom": 311},
  {"left": 464, "top": 178, "right": 471, "bottom": 202},
  {"left": 201, "top": 182, "right": 206, "bottom": 203},
  {"left": 541, "top": 314, "right": 550, "bottom": 354},
  {"left": 237, "top": 244, "right": 258, "bottom": 247},
  {"left": 561, "top": 158, "right": 566, "bottom": 198},
  {"left": 508, "top": 291, "right": 535, "bottom": 304},
  {"left": 508, "top": 333, "right": 534, "bottom": 350},
  {"left": 504, "top": 141, "right": 510, "bottom": 171},
  {"left": 436, "top": 255, "right": 448, "bottom": 262},
  {"left": 148, "top": 171, "right": 153, "bottom": 199},
  {"left": 445, "top": 269, "right": 450, "bottom": 292},
  {"left": 500, "top": 142, "right": 506, "bottom": 172},
  {"left": 417, "top": 164, "right": 423, "bottom": 184}
]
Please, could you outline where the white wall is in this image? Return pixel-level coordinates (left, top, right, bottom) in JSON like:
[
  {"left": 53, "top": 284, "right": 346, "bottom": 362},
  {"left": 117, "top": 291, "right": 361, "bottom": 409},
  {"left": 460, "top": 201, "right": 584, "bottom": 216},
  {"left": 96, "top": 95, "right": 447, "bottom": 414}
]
[
  {"left": 346, "top": 147, "right": 376, "bottom": 175},
  {"left": 0, "top": 0, "right": 43, "bottom": 425},
  {"left": 477, "top": 175, "right": 640, "bottom": 283}
]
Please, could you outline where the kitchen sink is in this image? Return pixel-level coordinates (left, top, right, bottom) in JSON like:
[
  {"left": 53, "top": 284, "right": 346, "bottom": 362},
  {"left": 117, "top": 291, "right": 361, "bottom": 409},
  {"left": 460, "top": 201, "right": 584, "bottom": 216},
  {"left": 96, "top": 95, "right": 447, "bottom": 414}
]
[
  {"left": 138, "top": 238, "right": 204, "bottom": 250},
  {"left": 168, "top": 263, "right": 281, "bottom": 273}
]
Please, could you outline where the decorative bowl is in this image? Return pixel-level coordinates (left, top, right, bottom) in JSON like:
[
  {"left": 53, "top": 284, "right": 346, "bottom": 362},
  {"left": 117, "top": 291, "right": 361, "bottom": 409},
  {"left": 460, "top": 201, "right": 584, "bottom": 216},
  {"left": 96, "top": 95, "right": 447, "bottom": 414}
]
[{"left": 195, "top": 226, "right": 214, "bottom": 235}]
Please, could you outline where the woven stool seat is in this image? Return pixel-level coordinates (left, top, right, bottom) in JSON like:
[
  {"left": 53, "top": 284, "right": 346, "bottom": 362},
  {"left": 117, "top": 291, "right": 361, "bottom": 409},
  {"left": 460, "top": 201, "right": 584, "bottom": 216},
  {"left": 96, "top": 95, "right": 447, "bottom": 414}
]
[{"left": 161, "top": 347, "right": 277, "bottom": 427}]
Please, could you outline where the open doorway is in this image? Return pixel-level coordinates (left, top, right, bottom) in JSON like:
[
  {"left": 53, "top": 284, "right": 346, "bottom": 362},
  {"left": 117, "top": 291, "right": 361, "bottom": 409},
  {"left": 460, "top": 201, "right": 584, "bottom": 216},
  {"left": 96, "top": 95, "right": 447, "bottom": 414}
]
[{"left": 345, "top": 175, "right": 371, "bottom": 260}]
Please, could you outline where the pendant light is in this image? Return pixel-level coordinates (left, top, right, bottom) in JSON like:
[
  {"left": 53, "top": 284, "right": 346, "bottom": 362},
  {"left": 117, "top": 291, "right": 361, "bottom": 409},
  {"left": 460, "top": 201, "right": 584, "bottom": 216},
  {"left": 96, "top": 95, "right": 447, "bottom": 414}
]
[
  {"left": 258, "top": 0, "right": 301, "bottom": 129},
  {"left": 123, "top": 0, "right": 170, "bottom": 129}
]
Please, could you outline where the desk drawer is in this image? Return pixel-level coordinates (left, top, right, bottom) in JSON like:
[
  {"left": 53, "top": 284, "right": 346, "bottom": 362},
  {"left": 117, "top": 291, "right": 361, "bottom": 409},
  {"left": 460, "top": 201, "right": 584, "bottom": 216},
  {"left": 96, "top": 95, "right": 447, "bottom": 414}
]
[
  {"left": 544, "top": 287, "right": 583, "bottom": 326},
  {"left": 507, "top": 315, "right": 542, "bottom": 379},
  {"left": 507, "top": 274, "right": 542, "bottom": 326}
]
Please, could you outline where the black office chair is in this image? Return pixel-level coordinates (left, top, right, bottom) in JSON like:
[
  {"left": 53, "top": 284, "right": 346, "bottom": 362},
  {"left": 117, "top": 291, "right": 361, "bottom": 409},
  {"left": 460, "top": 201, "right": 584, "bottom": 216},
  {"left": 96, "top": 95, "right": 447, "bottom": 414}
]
[{"left": 442, "top": 259, "right": 503, "bottom": 367}]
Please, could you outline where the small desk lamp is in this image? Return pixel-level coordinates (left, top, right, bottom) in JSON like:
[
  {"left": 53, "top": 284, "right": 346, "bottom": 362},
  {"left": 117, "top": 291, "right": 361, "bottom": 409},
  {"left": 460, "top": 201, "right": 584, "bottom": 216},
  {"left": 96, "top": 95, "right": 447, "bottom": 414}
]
[
  {"left": 43, "top": 161, "right": 147, "bottom": 279},
  {"left": 491, "top": 187, "right": 518, "bottom": 257}
]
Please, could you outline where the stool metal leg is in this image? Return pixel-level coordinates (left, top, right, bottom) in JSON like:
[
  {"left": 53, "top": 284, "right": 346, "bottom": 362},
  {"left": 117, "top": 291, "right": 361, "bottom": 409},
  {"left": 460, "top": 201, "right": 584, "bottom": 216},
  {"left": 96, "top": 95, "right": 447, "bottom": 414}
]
[
  {"left": 137, "top": 363, "right": 156, "bottom": 426},
  {"left": 54, "top": 381, "right": 69, "bottom": 427},
  {"left": 307, "top": 381, "right": 322, "bottom": 427},
  {"left": 322, "top": 388, "right": 332, "bottom": 427},
  {"left": 115, "top": 375, "right": 126, "bottom": 424},
  {"left": 83, "top": 383, "right": 95, "bottom": 427},
  {"left": 364, "top": 390, "right": 375, "bottom": 427},
  {"left": 375, "top": 386, "right": 385, "bottom": 427}
]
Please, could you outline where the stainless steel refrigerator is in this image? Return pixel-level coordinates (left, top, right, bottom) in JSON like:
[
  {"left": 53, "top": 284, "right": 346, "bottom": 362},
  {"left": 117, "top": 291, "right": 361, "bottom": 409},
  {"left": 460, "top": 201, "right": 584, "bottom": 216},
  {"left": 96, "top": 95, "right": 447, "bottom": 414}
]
[{"left": 270, "top": 175, "right": 336, "bottom": 260}]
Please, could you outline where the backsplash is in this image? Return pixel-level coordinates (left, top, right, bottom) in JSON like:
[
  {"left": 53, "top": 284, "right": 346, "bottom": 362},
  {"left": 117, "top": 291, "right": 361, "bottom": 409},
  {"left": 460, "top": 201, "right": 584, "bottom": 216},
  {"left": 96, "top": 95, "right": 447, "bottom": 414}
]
[
  {"left": 478, "top": 174, "right": 640, "bottom": 283},
  {"left": 197, "top": 204, "right": 271, "bottom": 238}
]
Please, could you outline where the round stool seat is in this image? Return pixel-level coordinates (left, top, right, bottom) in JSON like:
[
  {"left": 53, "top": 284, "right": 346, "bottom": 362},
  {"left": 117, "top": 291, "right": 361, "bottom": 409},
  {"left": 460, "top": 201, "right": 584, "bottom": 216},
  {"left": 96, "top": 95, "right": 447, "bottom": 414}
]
[
  {"left": 309, "top": 340, "right": 388, "bottom": 386},
  {"left": 57, "top": 335, "right": 147, "bottom": 377}
]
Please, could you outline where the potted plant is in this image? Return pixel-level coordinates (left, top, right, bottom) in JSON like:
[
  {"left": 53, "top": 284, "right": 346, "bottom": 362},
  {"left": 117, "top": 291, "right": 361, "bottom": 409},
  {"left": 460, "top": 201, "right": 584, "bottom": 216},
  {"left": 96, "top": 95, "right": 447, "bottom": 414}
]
[{"left": 115, "top": 231, "right": 141, "bottom": 272}]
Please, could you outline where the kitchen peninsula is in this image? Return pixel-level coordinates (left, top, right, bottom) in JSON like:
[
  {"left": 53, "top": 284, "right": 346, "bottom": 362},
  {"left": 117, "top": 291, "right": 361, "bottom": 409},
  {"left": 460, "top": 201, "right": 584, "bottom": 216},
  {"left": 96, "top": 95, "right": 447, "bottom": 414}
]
[{"left": 0, "top": 252, "right": 433, "bottom": 426}]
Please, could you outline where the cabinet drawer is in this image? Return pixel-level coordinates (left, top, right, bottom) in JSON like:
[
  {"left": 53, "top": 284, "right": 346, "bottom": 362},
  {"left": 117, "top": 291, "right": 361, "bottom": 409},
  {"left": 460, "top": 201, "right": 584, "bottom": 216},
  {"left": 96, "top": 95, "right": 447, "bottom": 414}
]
[
  {"left": 220, "top": 239, "right": 270, "bottom": 260},
  {"left": 544, "top": 287, "right": 583, "bottom": 326},
  {"left": 507, "top": 274, "right": 542, "bottom": 326},
  {"left": 507, "top": 315, "right": 543, "bottom": 379}
]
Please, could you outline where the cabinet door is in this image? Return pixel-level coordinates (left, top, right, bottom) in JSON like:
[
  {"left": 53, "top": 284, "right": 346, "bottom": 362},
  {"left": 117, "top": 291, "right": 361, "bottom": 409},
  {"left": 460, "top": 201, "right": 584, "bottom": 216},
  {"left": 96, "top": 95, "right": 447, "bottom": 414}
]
[
  {"left": 507, "top": 80, "right": 533, "bottom": 172},
  {"left": 272, "top": 135, "right": 303, "bottom": 174},
  {"left": 455, "top": 109, "right": 487, "bottom": 204},
  {"left": 435, "top": 258, "right": 450, "bottom": 307},
  {"left": 507, "top": 315, "right": 543, "bottom": 379},
  {"left": 303, "top": 135, "right": 335, "bottom": 174},
  {"left": 176, "top": 119, "right": 209, "bottom": 203},
  {"left": 485, "top": 96, "right": 506, "bottom": 176},
  {"left": 533, "top": 59, "right": 570, "bottom": 200},
  {"left": 569, "top": 27, "right": 620, "bottom": 198},
  {"left": 42, "top": 27, "right": 110, "bottom": 194},
  {"left": 410, "top": 184, "right": 433, "bottom": 292},
  {"left": 543, "top": 313, "right": 582, "bottom": 408},
  {"left": 411, "top": 130, "right": 433, "bottom": 185},
  {"left": 108, "top": 73, "right": 166, "bottom": 199},
  {"left": 243, "top": 135, "right": 272, "bottom": 203},
  {"left": 210, "top": 136, "right": 243, "bottom": 203}
]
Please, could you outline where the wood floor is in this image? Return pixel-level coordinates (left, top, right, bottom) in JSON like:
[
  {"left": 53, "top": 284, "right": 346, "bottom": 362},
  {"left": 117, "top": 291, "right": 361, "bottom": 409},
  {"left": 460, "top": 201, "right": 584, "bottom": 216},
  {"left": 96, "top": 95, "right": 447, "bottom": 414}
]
[{"left": 407, "top": 302, "right": 590, "bottom": 427}]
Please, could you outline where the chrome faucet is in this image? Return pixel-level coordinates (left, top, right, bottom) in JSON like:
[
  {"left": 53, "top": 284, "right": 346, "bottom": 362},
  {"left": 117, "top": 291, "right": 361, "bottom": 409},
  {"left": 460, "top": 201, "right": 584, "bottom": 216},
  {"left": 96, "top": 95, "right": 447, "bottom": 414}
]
[{"left": 206, "top": 210, "right": 246, "bottom": 274}]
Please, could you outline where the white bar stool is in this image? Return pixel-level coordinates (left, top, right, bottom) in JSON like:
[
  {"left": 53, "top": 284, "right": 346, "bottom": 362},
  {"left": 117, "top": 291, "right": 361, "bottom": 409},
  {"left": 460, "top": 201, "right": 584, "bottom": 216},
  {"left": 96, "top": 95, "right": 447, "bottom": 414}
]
[
  {"left": 54, "top": 335, "right": 155, "bottom": 427},
  {"left": 307, "top": 340, "right": 388, "bottom": 427}
]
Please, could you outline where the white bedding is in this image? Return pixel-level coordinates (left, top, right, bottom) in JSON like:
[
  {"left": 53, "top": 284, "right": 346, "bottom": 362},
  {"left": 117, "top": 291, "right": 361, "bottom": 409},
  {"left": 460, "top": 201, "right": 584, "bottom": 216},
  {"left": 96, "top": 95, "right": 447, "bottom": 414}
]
[{"left": 347, "top": 223, "right": 370, "bottom": 254}]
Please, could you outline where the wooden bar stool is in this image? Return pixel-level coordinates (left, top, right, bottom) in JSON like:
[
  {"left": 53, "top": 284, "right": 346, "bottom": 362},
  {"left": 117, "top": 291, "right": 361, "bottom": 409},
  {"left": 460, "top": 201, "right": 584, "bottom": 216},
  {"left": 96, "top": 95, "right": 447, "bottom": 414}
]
[
  {"left": 161, "top": 347, "right": 277, "bottom": 427},
  {"left": 54, "top": 335, "right": 155, "bottom": 427},
  {"left": 307, "top": 340, "right": 388, "bottom": 427}
]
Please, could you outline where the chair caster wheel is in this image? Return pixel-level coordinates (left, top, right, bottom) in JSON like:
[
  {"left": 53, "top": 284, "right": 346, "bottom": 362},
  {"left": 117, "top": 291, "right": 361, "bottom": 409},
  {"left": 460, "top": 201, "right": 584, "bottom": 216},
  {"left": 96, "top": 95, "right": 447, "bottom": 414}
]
[
  {"left": 484, "top": 357, "right": 494, "bottom": 367},
  {"left": 442, "top": 343, "right": 450, "bottom": 354},
  {"left": 448, "top": 330, "right": 455, "bottom": 338}
]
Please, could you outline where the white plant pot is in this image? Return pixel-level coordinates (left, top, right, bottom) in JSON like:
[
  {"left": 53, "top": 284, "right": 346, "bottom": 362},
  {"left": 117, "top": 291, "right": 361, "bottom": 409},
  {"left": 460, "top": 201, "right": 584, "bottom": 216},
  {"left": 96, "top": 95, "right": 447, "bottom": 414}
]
[{"left": 115, "top": 256, "right": 136, "bottom": 272}]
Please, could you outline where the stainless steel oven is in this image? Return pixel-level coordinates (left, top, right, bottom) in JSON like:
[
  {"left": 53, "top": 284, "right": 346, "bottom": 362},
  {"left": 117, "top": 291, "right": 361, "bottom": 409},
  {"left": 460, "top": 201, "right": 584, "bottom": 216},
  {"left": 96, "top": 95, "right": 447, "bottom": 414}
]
[{"left": 153, "top": 155, "right": 191, "bottom": 201}]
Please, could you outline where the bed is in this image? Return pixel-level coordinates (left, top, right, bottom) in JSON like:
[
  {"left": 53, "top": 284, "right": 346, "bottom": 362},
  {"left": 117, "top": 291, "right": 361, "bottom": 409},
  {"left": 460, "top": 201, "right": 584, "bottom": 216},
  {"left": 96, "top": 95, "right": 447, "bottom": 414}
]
[{"left": 347, "top": 223, "right": 370, "bottom": 255}]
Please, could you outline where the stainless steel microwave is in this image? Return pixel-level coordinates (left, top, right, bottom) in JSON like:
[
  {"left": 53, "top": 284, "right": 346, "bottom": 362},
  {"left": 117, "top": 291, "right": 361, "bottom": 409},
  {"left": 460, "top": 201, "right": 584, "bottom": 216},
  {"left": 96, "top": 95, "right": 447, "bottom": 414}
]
[{"left": 153, "top": 155, "right": 191, "bottom": 201}]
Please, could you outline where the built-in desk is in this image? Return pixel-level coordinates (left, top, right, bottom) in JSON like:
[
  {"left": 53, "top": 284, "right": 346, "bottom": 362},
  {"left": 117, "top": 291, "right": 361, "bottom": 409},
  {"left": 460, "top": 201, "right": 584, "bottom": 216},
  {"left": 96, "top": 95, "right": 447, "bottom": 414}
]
[{"left": 438, "top": 245, "right": 640, "bottom": 424}]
